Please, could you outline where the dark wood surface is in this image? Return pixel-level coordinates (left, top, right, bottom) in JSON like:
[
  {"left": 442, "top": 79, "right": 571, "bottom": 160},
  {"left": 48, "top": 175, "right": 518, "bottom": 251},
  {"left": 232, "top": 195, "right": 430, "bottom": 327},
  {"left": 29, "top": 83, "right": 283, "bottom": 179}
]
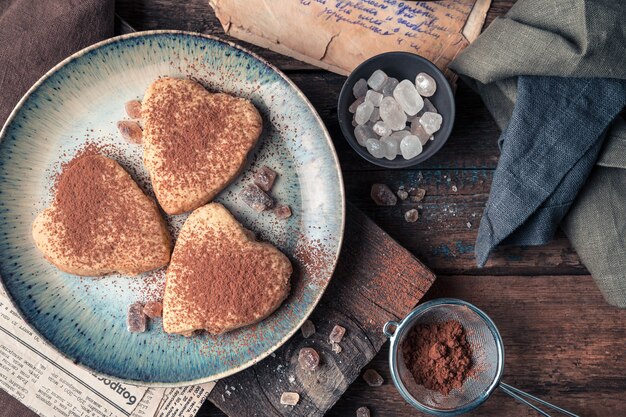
[
  {"left": 208, "top": 202, "right": 435, "bottom": 416},
  {"left": 112, "top": 1, "right": 626, "bottom": 416},
  {"left": 4, "top": 1, "right": 626, "bottom": 416}
]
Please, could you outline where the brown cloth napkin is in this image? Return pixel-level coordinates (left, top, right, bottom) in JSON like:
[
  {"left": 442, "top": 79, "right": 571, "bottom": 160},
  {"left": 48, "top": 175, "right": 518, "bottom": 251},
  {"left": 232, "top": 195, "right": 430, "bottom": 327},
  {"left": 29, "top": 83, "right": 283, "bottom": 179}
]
[
  {"left": 0, "top": 2, "right": 114, "bottom": 415},
  {"left": 0, "top": 0, "right": 114, "bottom": 123}
]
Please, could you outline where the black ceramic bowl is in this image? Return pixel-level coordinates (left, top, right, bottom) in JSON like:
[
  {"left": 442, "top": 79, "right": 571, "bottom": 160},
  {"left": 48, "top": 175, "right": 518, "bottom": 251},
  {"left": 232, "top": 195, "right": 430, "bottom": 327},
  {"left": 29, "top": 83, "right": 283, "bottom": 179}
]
[{"left": 338, "top": 52, "right": 455, "bottom": 168}]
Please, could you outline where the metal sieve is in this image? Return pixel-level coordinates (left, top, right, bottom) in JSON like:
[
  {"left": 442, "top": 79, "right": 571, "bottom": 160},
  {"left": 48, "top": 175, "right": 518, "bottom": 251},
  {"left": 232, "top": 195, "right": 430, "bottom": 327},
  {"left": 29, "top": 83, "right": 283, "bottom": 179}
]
[{"left": 383, "top": 299, "right": 580, "bottom": 417}]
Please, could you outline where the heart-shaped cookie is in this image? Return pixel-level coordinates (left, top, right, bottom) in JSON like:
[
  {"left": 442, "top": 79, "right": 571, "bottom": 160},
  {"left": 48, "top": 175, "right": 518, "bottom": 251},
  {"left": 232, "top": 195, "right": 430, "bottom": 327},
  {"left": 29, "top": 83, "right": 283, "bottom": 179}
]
[
  {"left": 163, "top": 203, "right": 292, "bottom": 335},
  {"left": 142, "top": 77, "right": 263, "bottom": 215},
  {"left": 32, "top": 155, "right": 171, "bottom": 276}
]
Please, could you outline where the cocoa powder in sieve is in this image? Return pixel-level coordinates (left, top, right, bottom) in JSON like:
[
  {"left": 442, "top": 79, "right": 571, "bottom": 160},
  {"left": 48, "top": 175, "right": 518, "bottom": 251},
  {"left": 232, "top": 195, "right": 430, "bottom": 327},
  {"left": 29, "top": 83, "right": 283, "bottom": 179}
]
[{"left": 402, "top": 320, "right": 473, "bottom": 395}]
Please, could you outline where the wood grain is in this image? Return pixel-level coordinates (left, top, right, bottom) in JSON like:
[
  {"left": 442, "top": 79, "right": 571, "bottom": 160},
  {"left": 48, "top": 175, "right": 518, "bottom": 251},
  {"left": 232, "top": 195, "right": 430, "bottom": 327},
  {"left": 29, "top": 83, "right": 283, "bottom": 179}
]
[
  {"left": 111, "top": 1, "right": 626, "bottom": 417},
  {"left": 207, "top": 202, "right": 435, "bottom": 416},
  {"left": 201, "top": 274, "right": 626, "bottom": 417},
  {"left": 4, "top": 1, "right": 622, "bottom": 417},
  {"left": 115, "top": 0, "right": 316, "bottom": 70}
]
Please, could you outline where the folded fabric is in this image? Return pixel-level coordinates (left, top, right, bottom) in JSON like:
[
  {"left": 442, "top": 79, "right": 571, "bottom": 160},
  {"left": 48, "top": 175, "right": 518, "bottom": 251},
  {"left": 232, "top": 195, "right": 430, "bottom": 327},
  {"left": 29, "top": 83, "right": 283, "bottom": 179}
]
[
  {"left": 450, "top": 0, "right": 626, "bottom": 306},
  {"left": 475, "top": 75, "right": 626, "bottom": 266},
  {"left": 0, "top": 0, "right": 114, "bottom": 123}
]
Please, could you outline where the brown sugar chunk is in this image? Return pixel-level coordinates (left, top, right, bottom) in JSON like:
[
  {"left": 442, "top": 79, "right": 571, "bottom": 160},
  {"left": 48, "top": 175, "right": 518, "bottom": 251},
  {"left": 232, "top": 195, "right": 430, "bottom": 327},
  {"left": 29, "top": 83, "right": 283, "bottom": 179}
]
[
  {"left": 125, "top": 100, "right": 142, "bottom": 119},
  {"left": 253, "top": 166, "right": 277, "bottom": 192},
  {"left": 143, "top": 301, "right": 163, "bottom": 318},
  {"left": 240, "top": 184, "right": 274, "bottom": 212}
]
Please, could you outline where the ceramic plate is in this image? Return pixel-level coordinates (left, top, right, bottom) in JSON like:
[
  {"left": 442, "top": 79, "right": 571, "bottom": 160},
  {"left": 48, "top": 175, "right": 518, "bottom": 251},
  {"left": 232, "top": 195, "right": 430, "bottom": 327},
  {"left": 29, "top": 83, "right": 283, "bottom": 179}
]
[{"left": 0, "top": 31, "right": 344, "bottom": 386}]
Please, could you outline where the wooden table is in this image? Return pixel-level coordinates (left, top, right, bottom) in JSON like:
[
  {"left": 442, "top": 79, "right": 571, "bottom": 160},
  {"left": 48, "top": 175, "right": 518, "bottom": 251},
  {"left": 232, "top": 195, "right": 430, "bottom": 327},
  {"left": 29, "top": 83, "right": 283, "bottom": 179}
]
[{"left": 112, "top": 1, "right": 626, "bottom": 416}]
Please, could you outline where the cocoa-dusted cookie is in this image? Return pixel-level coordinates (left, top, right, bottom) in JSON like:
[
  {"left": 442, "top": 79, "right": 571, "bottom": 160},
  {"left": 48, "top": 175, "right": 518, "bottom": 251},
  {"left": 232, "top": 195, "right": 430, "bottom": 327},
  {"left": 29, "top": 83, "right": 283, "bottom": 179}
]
[
  {"left": 163, "top": 203, "right": 292, "bottom": 335},
  {"left": 142, "top": 77, "right": 262, "bottom": 215},
  {"left": 32, "top": 155, "right": 171, "bottom": 276}
]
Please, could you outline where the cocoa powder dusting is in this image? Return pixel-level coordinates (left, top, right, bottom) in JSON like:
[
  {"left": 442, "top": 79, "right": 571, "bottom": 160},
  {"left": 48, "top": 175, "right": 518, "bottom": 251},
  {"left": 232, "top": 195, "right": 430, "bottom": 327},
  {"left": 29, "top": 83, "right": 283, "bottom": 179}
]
[
  {"left": 46, "top": 152, "right": 169, "bottom": 269},
  {"left": 402, "top": 320, "right": 473, "bottom": 395},
  {"left": 166, "top": 222, "right": 291, "bottom": 332},
  {"left": 143, "top": 79, "right": 261, "bottom": 196}
]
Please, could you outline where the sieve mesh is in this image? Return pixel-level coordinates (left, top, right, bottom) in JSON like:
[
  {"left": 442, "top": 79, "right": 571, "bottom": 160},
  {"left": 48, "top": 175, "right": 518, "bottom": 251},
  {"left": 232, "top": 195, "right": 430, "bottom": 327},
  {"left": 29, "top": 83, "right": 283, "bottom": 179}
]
[{"left": 394, "top": 302, "right": 503, "bottom": 413}]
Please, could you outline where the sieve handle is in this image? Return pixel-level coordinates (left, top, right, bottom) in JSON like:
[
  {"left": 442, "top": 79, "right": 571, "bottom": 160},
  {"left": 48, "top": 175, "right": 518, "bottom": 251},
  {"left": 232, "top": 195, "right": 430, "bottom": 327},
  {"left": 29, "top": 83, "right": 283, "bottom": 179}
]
[
  {"left": 499, "top": 382, "right": 580, "bottom": 417},
  {"left": 383, "top": 321, "right": 399, "bottom": 338}
]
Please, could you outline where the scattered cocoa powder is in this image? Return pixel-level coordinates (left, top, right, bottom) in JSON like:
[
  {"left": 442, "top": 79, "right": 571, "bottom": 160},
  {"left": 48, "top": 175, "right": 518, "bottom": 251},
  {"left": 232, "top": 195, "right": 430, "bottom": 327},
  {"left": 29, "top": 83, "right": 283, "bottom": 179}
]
[{"left": 402, "top": 320, "right": 473, "bottom": 395}]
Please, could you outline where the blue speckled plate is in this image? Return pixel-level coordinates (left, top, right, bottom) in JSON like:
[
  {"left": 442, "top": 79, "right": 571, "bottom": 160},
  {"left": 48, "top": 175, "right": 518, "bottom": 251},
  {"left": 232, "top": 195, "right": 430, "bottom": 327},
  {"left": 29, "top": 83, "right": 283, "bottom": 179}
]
[{"left": 0, "top": 31, "right": 344, "bottom": 386}]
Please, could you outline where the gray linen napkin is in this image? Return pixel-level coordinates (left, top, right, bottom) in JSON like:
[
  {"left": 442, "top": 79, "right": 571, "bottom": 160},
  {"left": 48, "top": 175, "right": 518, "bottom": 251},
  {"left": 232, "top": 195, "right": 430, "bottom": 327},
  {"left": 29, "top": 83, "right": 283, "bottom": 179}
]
[
  {"left": 450, "top": 0, "right": 626, "bottom": 307},
  {"left": 0, "top": 1, "right": 114, "bottom": 414},
  {"left": 474, "top": 75, "right": 626, "bottom": 266}
]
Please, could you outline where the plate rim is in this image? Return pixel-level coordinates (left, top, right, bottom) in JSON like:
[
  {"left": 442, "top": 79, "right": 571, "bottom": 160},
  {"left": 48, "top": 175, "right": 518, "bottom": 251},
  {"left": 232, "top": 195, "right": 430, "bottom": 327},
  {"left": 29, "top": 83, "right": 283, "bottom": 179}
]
[{"left": 0, "top": 30, "right": 346, "bottom": 387}]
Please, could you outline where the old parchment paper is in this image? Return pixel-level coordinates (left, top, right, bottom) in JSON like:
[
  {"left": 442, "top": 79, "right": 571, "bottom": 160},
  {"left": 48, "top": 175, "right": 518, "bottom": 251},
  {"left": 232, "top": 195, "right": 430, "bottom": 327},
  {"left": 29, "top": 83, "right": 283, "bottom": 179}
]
[{"left": 208, "top": 0, "right": 491, "bottom": 80}]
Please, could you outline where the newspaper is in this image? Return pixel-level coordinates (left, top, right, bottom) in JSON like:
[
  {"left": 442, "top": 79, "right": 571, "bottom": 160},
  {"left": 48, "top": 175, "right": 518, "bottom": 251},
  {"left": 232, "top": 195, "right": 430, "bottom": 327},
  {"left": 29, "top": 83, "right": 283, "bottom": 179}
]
[{"left": 0, "top": 287, "right": 214, "bottom": 417}]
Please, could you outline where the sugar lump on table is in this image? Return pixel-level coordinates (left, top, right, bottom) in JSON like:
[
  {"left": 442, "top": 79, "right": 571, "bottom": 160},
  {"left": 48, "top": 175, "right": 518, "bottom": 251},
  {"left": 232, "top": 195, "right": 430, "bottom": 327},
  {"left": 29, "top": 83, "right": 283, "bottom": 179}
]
[
  {"left": 357, "top": 406, "right": 371, "bottom": 417},
  {"left": 379, "top": 96, "right": 407, "bottom": 131},
  {"left": 362, "top": 369, "right": 384, "bottom": 387},
  {"left": 409, "top": 187, "right": 426, "bottom": 202},
  {"left": 365, "top": 138, "right": 385, "bottom": 158},
  {"left": 280, "top": 392, "right": 300, "bottom": 406},
  {"left": 415, "top": 72, "right": 437, "bottom": 97},
  {"left": 405, "top": 208, "right": 419, "bottom": 223},
  {"left": 371, "top": 184, "right": 397, "bottom": 206},
  {"left": 298, "top": 347, "right": 320, "bottom": 371},
  {"left": 400, "top": 135, "right": 423, "bottom": 159},
  {"left": 301, "top": 319, "right": 316, "bottom": 338},
  {"left": 393, "top": 79, "right": 424, "bottom": 116},
  {"left": 329, "top": 324, "right": 346, "bottom": 343},
  {"left": 353, "top": 78, "right": 368, "bottom": 98},
  {"left": 419, "top": 112, "right": 443, "bottom": 135},
  {"left": 367, "top": 69, "right": 388, "bottom": 91},
  {"left": 355, "top": 101, "right": 374, "bottom": 125}
]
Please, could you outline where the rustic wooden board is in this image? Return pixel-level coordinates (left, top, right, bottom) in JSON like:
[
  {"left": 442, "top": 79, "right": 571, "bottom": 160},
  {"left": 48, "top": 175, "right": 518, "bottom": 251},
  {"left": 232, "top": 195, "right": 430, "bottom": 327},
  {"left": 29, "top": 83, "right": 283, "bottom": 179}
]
[
  {"left": 207, "top": 202, "right": 436, "bottom": 416},
  {"left": 201, "top": 274, "right": 626, "bottom": 417}
]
